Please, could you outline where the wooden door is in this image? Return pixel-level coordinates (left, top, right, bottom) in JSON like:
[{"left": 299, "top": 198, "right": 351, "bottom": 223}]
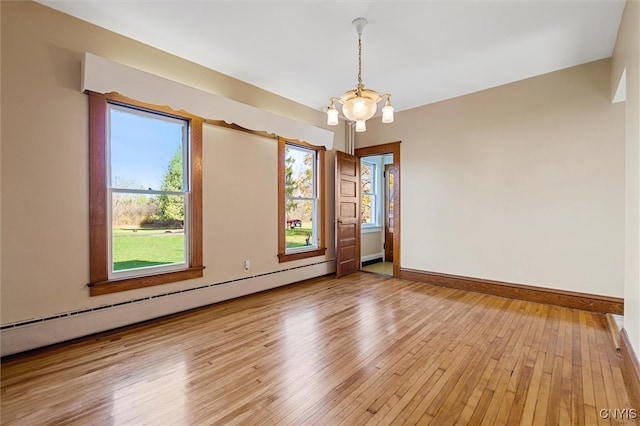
[
  {"left": 335, "top": 151, "right": 361, "bottom": 278},
  {"left": 384, "top": 164, "right": 395, "bottom": 262}
]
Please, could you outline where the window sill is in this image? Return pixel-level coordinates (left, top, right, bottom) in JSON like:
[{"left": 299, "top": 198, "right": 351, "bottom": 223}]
[
  {"left": 278, "top": 247, "right": 327, "bottom": 263},
  {"left": 88, "top": 266, "right": 205, "bottom": 296}
]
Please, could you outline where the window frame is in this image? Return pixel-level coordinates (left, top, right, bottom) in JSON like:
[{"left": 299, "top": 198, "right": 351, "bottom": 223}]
[
  {"left": 107, "top": 103, "right": 190, "bottom": 279},
  {"left": 88, "top": 91, "right": 204, "bottom": 296},
  {"left": 277, "top": 137, "right": 326, "bottom": 263},
  {"left": 360, "top": 159, "right": 379, "bottom": 229}
]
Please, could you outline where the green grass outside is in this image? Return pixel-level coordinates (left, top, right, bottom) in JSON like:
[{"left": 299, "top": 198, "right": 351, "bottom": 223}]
[
  {"left": 112, "top": 228, "right": 182, "bottom": 236},
  {"left": 285, "top": 225, "right": 313, "bottom": 248},
  {"left": 112, "top": 232, "right": 185, "bottom": 271},
  {"left": 113, "top": 223, "right": 313, "bottom": 270}
]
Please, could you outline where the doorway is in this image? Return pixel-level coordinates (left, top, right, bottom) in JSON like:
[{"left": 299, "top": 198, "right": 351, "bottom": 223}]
[
  {"left": 355, "top": 142, "right": 400, "bottom": 277},
  {"left": 359, "top": 154, "right": 394, "bottom": 276}
]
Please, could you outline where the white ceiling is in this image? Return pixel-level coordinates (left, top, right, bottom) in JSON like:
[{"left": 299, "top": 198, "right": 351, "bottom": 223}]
[{"left": 37, "top": 0, "right": 625, "bottom": 113}]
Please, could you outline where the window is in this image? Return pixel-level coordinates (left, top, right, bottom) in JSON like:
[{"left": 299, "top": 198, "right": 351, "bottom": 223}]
[
  {"left": 277, "top": 137, "right": 326, "bottom": 262},
  {"left": 88, "top": 92, "right": 203, "bottom": 296},
  {"left": 361, "top": 160, "right": 378, "bottom": 227}
]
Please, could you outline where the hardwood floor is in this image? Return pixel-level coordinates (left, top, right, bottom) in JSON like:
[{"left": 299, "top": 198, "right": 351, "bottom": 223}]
[{"left": 1, "top": 273, "right": 635, "bottom": 425}]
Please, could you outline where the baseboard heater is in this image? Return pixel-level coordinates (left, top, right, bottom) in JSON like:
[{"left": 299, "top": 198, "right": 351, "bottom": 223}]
[
  {"left": 1, "top": 260, "right": 335, "bottom": 357},
  {"left": 362, "top": 257, "right": 384, "bottom": 267}
]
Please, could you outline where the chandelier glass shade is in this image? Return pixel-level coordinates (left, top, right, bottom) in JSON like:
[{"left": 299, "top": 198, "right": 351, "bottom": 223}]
[{"left": 327, "top": 18, "right": 394, "bottom": 132}]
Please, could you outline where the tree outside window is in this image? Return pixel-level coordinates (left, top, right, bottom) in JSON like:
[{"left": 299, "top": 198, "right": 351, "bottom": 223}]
[
  {"left": 88, "top": 92, "right": 203, "bottom": 296},
  {"left": 361, "top": 161, "right": 377, "bottom": 226},
  {"left": 277, "top": 137, "right": 326, "bottom": 262}
]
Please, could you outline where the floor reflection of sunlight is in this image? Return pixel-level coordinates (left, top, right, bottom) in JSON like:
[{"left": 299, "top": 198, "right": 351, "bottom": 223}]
[
  {"left": 356, "top": 301, "right": 381, "bottom": 355},
  {"left": 281, "top": 309, "right": 323, "bottom": 409},
  {"left": 112, "top": 360, "right": 187, "bottom": 424}
]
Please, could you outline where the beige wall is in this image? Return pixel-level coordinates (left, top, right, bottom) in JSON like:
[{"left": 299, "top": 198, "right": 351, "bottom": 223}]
[
  {"left": 0, "top": 2, "right": 343, "bottom": 325},
  {"left": 358, "top": 59, "right": 626, "bottom": 298},
  {"left": 1, "top": 1, "right": 632, "bottom": 354},
  {"left": 613, "top": 0, "right": 640, "bottom": 355}
]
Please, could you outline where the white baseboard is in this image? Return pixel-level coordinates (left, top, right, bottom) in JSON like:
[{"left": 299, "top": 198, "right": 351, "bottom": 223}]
[{"left": 1, "top": 261, "right": 335, "bottom": 357}]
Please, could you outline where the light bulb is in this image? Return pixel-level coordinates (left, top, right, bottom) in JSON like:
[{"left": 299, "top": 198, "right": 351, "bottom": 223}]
[
  {"left": 327, "top": 104, "right": 339, "bottom": 126},
  {"left": 382, "top": 102, "right": 394, "bottom": 124},
  {"left": 342, "top": 96, "right": 377, "bottom": 122}
]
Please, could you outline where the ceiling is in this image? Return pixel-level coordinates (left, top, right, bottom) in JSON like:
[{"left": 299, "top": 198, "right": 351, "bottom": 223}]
[{"left": 37, "top": 1, "right": 625, "bottom": 114}]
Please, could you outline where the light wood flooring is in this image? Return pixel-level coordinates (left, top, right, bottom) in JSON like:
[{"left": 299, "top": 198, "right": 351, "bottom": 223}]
[{"left": 1, "top": 273, "right": 635, "bottom": 425}]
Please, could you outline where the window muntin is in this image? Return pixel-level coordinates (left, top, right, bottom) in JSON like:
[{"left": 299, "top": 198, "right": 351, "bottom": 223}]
[
  {"left": 361, "top": 160, "right": 378, "bottom": 227},
  {"left": 277, "top": 137, "right": 326, "bottom": 262},
  {"left": 88, "top": 92, "right": 203, "bottom": 296},
  {"left": 108, "top": 103, "right": 190, "bottom": 278}
]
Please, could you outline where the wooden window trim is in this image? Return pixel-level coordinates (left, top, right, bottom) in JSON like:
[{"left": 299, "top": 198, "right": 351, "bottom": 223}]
[
  {"left": 277, "top": 137, "right": 326, "bottom": 263},
  {"left": 87, "top": 91, "right": 204, "bottom": 296}
]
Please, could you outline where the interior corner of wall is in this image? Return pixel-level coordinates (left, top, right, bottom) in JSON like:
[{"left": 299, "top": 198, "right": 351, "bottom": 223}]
[{"left": 612, "top": 68, "right": 627, "bottom": 103}]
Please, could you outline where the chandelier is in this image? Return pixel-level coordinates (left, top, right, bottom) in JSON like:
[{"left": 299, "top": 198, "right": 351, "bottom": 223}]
[{"left": 327, "top": 18, "right": 394, "bottom": 132}]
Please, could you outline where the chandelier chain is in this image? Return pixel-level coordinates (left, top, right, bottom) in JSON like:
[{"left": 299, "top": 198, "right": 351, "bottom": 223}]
[
  {"left": 357, "top": 33, "right": 362, "bottom": 87},
  {"left": 326, "top": 17, "right": 394, "bottom": 130}
]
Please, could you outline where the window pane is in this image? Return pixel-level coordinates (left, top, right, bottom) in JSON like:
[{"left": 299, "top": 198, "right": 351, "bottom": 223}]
[
  {"left": 362, "top": 194, "right": 373, "bottom": 224},
  {"left": 361, "top": 163, "right": 373, "bottom": 194},
  {"left": 361, "top": 162, "right": 376, "bottom": 225},
  {"left": 285, "top": 199, "right": 315, "bottom": 249},
  {"left": 285, "top": 146, "right": 315, "bottom": 198},
  {"left": 109, "top": 105, "right": 186, "bottom": 191},
  {"left": 111, "top": 192, "right": 186, "bottom": 272}
]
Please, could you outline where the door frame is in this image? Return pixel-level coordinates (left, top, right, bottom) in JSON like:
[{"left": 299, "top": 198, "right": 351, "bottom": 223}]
[
  {"left": 354, "top": 141, "right": 401, "bottom": 277},
  {"left": 384, "top": 163, "right": 394, "bottom": 262}
]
